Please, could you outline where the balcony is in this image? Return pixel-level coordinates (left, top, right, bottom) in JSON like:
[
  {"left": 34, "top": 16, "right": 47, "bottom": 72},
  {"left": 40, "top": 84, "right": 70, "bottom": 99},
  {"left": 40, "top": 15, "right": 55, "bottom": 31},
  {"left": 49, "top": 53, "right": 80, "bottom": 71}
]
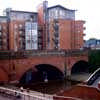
[
  {"left": 19, "top": 33, "right": 25, "bottom": 37},
  {"left": 19, "top": 27, "right": 25, "bottom": 32},
  {"left": 38, "top": 33, "right": 42, "bottom": 38},
  {"left": 83, "top": 33, "right": 86, "bottom": 36},
  {"left": 38, "top": 39, "right": 42, "bottom": 43},
  {"left": 53, "top": 24, "right": 59, "bottom": 30},
  {"left": 54, "top": 32, "right": 59, "bottom": 37},
  {"left": 52, "top": 38, "right": 59, "bottom": 45},
  {"left": 38, "top": 26, "right": 43, "bottom": 31},
  {"left": 38, "top": 44, "right": 42, "bottom": 48},
  {"left": 83, "top": 27, "right": 86, "bottom": 30}
]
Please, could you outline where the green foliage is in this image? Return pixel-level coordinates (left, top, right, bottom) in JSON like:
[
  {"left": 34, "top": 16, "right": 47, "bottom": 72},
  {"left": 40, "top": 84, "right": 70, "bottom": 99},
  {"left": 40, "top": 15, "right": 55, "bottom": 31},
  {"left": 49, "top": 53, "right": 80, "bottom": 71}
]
[{"left": 88, "top": 50, "right": 100, "bottom": 73}]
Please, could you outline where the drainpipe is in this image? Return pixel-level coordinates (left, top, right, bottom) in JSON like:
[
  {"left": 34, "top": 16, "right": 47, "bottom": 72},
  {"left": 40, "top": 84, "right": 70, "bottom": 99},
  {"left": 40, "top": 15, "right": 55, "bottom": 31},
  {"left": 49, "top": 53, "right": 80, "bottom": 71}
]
[
  {"left": 66, "top": 50, "right": 71, "bottom": 80},
  {"left": 64, "top": 50, "right": 67, "bottom": 79}
]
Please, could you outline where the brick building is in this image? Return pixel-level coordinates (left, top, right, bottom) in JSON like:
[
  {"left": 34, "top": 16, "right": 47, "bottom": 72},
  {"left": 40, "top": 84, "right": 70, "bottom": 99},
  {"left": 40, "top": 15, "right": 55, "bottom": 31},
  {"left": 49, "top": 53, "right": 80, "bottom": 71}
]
[
  {"left": 0, "top": 8, "right": 38, "bottom": 51},
  {"left": 0, "top": 1, "right": 85, "bottom": 51},
  {"left": 0, "top": 16, "right": 8, "bottom": 50},
  {"left": 38, "top": 1, "right": 85, "bottom": 50}
]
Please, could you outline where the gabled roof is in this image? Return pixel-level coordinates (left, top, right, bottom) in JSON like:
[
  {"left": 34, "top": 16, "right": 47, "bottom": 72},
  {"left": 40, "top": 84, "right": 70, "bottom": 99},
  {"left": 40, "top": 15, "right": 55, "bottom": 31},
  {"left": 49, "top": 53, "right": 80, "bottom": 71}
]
[{"left": 48, "top": 5, "right": 75, "bottom": 11}]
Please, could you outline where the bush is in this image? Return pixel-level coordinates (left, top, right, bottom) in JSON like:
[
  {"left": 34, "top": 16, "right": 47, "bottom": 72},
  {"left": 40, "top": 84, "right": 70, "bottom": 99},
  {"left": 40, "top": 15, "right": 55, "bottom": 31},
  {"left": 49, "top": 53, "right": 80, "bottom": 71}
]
[{"left": 88, "top": 50, "right": 100, "bottom": 73}]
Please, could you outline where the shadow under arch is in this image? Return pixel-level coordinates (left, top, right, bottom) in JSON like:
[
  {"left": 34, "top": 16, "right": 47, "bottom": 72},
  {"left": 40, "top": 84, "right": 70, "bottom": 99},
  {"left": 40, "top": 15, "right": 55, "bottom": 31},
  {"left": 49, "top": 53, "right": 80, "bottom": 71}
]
[
  {"left": 19, "top": 64, "right": 64, "bottom": 84},
  {"left": 71, "top": 60, "right": 89, "bottom": 74}
]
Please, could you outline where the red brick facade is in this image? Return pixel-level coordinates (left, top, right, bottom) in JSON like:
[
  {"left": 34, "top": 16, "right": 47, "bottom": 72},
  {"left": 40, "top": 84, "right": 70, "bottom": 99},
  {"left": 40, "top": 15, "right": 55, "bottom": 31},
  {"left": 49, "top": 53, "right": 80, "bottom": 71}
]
[
  {"left": 0, "top": 10, "right": 38, "bottom": 51},
  {"left": 9, "top": 20, "right": 25, "bottom": 51},
  {"left": 37, "top": 2, "right": 86, "bottom": 50},
  {"left": 0, "top": 1, "right": 87, "bottom": 83},
  {"left": 0, "top": 1, "right": 85, "bottom": 51},
  {"left": 0, "top": 51, "right": 88, "bottom": 82},
  {"left": 48, "top": 19, "right": 85, "bottom": 50},
  {"left": 0, "top": 19, "right": 8, "bottom": 50}
]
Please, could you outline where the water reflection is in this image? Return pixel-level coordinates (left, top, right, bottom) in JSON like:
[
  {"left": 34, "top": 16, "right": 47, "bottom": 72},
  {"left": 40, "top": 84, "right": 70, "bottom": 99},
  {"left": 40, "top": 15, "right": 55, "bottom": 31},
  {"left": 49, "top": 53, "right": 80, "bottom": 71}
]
[{"left": 20, "top": 80, "right": 79, "bottom": 94}]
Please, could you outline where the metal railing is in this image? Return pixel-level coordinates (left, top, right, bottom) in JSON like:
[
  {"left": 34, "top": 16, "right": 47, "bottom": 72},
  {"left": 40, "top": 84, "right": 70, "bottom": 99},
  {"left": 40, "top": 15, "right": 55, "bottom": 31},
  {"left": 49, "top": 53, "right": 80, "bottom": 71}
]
[
  {"left": 0, "top": 86, "right": 53, "bottom": 100},
  {"left": 53, "top": 95, "right": 82, "bottom": 100},
  {"left": 0, "top": 86, "right": 83, "bottom": 100}
]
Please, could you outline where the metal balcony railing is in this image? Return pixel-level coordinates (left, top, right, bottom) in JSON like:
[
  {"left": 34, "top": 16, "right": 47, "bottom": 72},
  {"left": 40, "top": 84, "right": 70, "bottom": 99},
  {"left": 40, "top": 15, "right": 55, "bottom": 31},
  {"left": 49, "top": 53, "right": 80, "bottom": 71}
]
[
  {"left": 19, "top": 27, "right": 25, "bottom": 32},
  {"left": 38, "top": 26, "right": 43, "bottom": 31},
  {"left": 19, "top": 33, "right": 25, "bottom": 37},
  {"left": 0, "top": 86, "right": 53, "bottom": 100}
]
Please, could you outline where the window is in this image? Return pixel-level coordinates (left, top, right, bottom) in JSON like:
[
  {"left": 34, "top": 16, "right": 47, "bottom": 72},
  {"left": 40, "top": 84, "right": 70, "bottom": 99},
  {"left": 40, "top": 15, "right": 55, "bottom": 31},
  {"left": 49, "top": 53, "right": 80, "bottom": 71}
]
[
  {"left": 60, "top": 10, "right": 65, "bottom": 17},
  {"left": 32, "top": 23, "right": 37, "bottom": 30},
  {"left": 25, "top": 22, "right": 38, "bottom": 50},
  {"left": 54, "top": 9, "right": 58, "bottom": 18},
  {"left": 27, "top": 40, "right": 31, "bottom": 43}
]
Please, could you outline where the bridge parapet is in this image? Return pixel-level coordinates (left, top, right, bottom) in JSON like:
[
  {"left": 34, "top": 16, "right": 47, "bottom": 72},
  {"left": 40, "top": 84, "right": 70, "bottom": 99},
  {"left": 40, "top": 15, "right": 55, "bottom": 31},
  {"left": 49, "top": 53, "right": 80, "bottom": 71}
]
[
  {"left": 0, "top": 50, "right": 88, "bottom": 59},
  {"left": 66, "top": 49, "right": 88, "bottom": 56}
]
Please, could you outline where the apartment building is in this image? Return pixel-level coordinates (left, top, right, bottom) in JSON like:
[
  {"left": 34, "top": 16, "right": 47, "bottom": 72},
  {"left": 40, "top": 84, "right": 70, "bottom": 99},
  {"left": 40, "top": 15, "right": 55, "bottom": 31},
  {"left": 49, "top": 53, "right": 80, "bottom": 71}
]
[
  {"left": 0, "top": 16, "right": 8, "bottom": 50},
  {"left": 0, "top": 8, "right": 38, "bottom": 51},
  {"left": 37, "top": 1, "right": 85, "bottom": 50},
  {"left": 0, "top": 1, "right": 85, "bottom": 51}
]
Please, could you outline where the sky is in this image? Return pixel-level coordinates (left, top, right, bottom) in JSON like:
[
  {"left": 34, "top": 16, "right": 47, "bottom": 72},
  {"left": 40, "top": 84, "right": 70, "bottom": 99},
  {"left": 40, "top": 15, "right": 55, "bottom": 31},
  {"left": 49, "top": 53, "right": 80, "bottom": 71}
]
[{"left": 0, "top": 0, "right": 100, "bottom": 40}]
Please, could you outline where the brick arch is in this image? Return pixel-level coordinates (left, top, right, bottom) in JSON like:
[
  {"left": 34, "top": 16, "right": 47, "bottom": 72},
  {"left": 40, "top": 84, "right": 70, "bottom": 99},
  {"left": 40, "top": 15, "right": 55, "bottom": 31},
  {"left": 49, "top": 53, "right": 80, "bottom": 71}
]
[
  {"left": 71, "top": 60, "right": 89, "bottom": 74},
  {"left": 0, "top": 51, "right": 88, "bottom": 82},
  {"left": 65, "top": 55, "right": 88, "bottom": 76},
  {"left": 35, "top": 64, "right": 64, "bottom": 74},
  {"left": 68, "top": 55, "right": 88, "bottom": 69},
  {"left": 19, "top": 63, "right": 64, "bottom": 83},
  {"left": 34, "top": 63, "right": 64, "bottom": 73},
  {"left": 16, "top": 56, "right": 65, "bottom": 81},
  {"left": 17, "top": 62, "right": 64, "bottom": 82}
]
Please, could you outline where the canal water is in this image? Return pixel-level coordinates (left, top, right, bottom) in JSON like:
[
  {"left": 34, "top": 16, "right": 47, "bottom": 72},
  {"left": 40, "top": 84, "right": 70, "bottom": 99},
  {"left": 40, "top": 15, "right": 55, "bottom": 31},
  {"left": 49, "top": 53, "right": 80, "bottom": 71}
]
[{"left": 19, "top": 80, "right": 80, "bottom": 94}]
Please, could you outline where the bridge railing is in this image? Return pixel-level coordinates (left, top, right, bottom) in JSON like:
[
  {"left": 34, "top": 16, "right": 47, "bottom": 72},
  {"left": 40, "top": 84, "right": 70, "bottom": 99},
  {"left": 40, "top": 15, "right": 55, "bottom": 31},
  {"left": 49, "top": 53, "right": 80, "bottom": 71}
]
[
  {"left": 0, "top": 86, "right": 82, "bottom": 100},
  {"left": 0, "top": 49, "right": 88, "bottom": 59},
  {"left": 0, "top": 86, "right": 53, "bottom": 100},
  {"left": 53, "top": 95, "right": 82, "bottom": 100}
]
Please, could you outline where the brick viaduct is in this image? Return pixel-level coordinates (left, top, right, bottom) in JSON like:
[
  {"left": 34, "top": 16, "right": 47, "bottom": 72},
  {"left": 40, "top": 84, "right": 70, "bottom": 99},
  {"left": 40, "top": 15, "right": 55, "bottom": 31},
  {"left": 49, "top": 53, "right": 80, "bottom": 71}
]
[{"left": 0, "top": 50, "right": 88, "bottom": 83}]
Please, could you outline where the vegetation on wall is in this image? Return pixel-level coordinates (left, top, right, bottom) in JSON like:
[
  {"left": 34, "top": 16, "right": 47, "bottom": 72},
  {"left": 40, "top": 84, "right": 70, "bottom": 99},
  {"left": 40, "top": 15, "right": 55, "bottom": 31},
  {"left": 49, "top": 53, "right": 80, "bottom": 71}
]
[{"left": 88, "top": 50, "right": 100, "bottom": 73}]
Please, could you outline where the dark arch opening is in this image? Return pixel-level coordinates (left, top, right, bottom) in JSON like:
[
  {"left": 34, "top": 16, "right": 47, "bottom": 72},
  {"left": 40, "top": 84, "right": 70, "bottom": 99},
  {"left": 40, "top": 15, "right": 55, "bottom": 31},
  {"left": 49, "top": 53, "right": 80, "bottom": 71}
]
[
  {"left": 71, "top": 60, "right": 89, "bottom": 74},
  {"left": 19, "top": 64, "right": 64, "bottom": 84}
]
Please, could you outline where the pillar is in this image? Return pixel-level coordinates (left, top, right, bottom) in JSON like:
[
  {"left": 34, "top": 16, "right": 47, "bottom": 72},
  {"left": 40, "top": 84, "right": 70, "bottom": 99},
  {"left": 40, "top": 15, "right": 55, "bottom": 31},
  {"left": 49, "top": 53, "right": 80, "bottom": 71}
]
[{"left": 66, "top": 68, "right": 71, "bottom": 80}]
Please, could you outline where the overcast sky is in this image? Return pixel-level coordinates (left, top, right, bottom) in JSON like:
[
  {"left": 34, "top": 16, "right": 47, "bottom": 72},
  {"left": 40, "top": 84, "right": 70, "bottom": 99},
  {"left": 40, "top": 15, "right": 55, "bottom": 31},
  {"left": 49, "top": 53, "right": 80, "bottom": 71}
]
[{"left": 0, "top": 0, "right": 100, "bottom": 40}]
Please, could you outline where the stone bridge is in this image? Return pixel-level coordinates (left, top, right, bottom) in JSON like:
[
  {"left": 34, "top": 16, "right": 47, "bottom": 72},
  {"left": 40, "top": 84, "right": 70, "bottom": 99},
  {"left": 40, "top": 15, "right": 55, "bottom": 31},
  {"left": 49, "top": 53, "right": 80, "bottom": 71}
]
[{"left": 0, "top": 50, "right": 88, "bottom": 83}]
